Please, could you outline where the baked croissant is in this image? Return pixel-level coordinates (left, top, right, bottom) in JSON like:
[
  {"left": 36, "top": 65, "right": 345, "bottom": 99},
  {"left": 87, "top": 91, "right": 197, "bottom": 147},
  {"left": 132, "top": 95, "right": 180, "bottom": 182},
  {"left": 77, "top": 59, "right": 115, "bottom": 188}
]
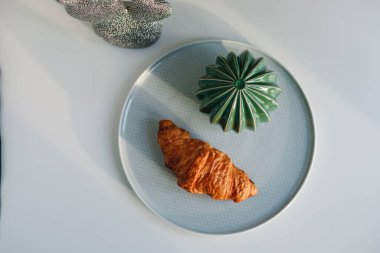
[{"left": 158, "top": 120, "right": 258, "bottom": 203}]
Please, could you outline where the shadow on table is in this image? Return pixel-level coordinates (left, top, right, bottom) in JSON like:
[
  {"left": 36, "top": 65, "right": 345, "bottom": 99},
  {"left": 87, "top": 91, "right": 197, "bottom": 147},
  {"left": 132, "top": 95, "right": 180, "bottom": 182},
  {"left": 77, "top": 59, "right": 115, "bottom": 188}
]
[{"left": 2, "top": 0, "right": 247, "bottom": 193}]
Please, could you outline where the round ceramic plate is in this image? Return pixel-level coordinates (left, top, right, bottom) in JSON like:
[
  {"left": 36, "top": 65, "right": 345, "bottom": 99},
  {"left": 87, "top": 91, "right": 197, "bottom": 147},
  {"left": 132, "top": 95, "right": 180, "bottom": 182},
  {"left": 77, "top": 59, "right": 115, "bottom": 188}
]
[{"left": 118, "top": 40, "right": 315, "bottom": 234}]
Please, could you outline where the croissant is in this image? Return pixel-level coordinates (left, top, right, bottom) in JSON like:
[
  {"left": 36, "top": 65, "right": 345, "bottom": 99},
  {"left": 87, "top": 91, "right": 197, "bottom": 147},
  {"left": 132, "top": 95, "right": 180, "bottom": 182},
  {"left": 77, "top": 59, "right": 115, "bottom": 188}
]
[{"left": 158, "top": 120, "right": 258, "bottom": 203}]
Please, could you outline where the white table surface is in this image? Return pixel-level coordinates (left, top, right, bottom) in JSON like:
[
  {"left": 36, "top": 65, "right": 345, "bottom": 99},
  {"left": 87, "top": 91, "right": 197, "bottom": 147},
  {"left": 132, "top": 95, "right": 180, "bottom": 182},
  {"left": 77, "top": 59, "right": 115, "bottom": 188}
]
[{"left": 1, "top": 0, "right": 379, "bottom": 252}]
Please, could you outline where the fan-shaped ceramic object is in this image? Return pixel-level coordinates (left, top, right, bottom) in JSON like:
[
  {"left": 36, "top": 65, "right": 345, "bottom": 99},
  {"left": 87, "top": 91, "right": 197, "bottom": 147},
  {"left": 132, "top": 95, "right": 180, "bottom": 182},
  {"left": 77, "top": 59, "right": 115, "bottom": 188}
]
[{"left": 196, "top": 50, "right": 282, "bottom": 132}]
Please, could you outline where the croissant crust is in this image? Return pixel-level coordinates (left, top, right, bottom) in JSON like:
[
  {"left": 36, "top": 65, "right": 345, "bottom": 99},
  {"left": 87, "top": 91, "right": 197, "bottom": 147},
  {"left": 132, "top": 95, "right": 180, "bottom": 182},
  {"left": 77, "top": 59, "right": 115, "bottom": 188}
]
[{"left": 158, "top": 120, "right": 258, "bottom": 203}]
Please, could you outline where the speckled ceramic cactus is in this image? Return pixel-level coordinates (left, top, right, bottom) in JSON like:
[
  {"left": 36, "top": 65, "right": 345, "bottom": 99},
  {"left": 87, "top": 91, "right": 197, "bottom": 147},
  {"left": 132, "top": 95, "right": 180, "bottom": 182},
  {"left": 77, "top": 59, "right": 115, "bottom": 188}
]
[
  {"left": 59, "top": 0, "right": 172, "bottom": 48},
  {"left": 196, "top": 50, "right": 282, "bottom": 133}
]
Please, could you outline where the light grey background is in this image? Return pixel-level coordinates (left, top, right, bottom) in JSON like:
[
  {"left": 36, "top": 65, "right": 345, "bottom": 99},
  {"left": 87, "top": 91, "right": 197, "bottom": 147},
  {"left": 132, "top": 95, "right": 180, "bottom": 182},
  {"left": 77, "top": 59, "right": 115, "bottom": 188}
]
[{"left": 0, "top": 0, "right": 379, "bottom": 252}]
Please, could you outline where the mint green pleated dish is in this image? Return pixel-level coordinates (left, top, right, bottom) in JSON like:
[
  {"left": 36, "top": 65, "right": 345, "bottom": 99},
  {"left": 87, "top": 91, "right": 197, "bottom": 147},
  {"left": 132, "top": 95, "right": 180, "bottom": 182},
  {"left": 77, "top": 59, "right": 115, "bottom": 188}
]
[{"left": 196, "top": 50, "right": 281, "bottom": 133}]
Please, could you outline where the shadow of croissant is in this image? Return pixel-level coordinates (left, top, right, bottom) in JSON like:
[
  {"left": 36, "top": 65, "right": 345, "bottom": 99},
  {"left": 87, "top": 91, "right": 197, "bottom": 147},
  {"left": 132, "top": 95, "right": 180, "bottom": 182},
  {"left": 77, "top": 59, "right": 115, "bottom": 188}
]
[{"left": 120, "top": 86, "right": 187, "bottom": 172}]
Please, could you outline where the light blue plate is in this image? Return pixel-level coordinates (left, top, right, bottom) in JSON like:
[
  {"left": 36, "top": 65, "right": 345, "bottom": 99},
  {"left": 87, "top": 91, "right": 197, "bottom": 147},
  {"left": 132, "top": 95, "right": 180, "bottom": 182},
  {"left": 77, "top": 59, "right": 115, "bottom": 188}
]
[{"left": 118, "top": 40, "right": 315, "bottom": 234}]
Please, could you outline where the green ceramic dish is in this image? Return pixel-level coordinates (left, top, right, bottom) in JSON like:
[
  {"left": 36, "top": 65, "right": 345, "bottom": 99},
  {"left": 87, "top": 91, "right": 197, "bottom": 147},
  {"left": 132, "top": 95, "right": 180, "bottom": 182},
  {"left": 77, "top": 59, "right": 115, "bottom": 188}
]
[{"left": 196, "top": 50, "right": 282, "bottom": 132}]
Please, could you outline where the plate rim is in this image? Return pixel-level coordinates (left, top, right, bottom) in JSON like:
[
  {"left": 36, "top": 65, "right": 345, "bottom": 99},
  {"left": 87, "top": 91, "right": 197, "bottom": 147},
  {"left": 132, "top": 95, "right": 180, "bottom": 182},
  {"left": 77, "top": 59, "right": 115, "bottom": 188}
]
[{"left": 118, "top": 39, "right": 316, "bottom": 235}]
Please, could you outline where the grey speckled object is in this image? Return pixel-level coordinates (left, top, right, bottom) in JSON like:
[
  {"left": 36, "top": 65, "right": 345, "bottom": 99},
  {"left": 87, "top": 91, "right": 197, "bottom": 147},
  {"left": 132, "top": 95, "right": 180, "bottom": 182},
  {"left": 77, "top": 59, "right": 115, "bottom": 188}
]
[{"left": 59, "top": 0, "right": 172, "bottom": 48}]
